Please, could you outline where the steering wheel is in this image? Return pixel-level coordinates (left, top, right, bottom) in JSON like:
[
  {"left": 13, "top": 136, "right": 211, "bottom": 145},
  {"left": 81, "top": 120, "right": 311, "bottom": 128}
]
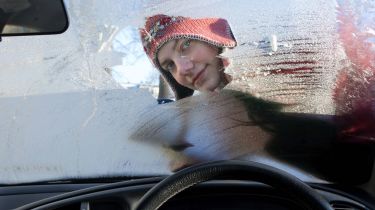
[{"left": 134, "top": 160, "right": 334, "bottom": 210}]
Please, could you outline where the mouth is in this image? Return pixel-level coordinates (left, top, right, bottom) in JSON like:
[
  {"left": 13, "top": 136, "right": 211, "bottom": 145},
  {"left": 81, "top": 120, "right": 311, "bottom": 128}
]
[{"left": 192, "top": 66, "right": 207, "bottom": 86}]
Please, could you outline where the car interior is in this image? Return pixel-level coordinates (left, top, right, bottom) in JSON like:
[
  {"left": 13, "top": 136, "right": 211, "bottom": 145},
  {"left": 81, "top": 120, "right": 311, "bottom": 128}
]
[{"left": 1, "top": 0, "right": 375, "bottom": 210}]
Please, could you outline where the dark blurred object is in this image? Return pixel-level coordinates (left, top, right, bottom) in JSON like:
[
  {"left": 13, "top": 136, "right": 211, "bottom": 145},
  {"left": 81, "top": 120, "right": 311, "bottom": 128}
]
[
  {"left": 0, "top": 0, "right": 68, "bottom": 36},
  {"left": 157, "top": 75, "right": 174, "bottom": 104}
]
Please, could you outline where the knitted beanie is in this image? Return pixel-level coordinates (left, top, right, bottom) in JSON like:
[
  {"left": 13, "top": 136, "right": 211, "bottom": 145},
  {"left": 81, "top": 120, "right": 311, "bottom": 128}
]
[{"left": 140, "top": 14, "right": 237, "bottom": 100}]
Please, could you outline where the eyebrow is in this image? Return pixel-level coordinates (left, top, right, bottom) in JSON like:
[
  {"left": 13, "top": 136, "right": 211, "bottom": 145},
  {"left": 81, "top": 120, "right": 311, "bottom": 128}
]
[{"left": 159, "top": 40, "right": 179, "bottom": 69}]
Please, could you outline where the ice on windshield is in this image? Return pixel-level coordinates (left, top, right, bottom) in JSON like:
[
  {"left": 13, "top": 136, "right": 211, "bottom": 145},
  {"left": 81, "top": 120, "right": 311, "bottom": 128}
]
[{"left": 0, "top": 0, "right": 374, "bottom": 185}]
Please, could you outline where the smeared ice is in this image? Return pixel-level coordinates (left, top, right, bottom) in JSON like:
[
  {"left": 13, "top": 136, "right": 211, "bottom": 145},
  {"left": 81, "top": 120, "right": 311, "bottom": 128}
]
[{"left": 334, "top": 0, "right": 375, "bottom": 142}]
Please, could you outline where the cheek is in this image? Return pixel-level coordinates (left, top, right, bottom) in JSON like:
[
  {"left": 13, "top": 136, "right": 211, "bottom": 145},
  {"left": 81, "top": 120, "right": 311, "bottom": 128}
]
[
  {"left": 172, "top": 73, "right": 191, "bottom": 87},
  {"left": 174, "top": 75, "right": 185, "bottom": 84},
  {"left": 207, "top": 67, "right": 222, "bottom": 83}
]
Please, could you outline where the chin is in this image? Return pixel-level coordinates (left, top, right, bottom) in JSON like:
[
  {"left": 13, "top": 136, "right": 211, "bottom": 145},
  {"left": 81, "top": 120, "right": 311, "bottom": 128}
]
[{"left": 206, "top": 82, "right": 221, "bottom": 92}]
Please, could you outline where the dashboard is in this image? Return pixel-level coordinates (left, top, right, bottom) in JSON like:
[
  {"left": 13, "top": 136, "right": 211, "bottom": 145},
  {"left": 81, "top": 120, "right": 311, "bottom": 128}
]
[{"left": 1, "top": 177, "right": 374, "bottom": 210}]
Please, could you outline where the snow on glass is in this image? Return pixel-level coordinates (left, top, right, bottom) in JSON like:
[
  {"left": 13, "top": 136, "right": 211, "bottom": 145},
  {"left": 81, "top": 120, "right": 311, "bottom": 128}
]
[{"left": 0, "top": 0, "right": 374, "bottom": 184}]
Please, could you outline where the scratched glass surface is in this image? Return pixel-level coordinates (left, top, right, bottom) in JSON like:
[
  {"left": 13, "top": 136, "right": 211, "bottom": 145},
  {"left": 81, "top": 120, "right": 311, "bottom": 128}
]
[{"left": 0, "top": 0, "right": 374, "bottom": 187}]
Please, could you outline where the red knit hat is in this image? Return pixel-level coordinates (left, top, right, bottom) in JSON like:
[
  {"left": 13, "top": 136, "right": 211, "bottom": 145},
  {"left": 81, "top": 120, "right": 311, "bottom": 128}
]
[{"left": 140, "top": 14, "right": 237, "bottom": 100}]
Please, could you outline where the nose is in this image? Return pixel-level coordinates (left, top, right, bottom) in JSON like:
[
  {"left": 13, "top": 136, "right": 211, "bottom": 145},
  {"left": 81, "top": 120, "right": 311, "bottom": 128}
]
[{"left": 175, "top": 56, "right": 194, "bottom": 76}]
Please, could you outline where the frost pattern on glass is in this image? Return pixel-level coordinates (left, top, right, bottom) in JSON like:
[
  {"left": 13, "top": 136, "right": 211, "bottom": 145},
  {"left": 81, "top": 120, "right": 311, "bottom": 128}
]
[{"left": 0, "top": 0, "right": 374, "bottom": 185}]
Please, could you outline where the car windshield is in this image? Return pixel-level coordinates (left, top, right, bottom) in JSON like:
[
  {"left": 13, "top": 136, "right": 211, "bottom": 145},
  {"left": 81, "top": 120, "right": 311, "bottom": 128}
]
[{"left": 0, "top": 0, "right": 374, "bottom": 189}]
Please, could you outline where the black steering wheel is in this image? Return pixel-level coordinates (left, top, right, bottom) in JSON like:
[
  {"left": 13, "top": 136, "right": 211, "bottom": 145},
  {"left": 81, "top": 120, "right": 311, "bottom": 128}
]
[{"left": 134, "top": 160, "right": 333, "bottom": 210}]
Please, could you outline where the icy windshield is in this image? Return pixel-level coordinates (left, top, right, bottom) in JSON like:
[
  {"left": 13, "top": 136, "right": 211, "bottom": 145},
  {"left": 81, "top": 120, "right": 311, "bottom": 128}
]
[{"left": 0, "top": 0, "right": 374, "bottom": 185}]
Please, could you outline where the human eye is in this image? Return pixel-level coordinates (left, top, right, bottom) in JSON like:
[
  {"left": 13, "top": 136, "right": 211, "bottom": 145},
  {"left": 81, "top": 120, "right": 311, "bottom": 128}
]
[
  {"left": 165, "top": 61, "right": 175, "bottom": 72},
  {"left": 181, "top": 39, "right": 191, "bottom": 51}
]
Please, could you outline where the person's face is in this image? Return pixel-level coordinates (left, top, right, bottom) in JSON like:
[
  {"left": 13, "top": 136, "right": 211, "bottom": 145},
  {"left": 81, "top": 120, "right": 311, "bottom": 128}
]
[{"left": 157, "top": 39, "right": 223, "bottom": 92}]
